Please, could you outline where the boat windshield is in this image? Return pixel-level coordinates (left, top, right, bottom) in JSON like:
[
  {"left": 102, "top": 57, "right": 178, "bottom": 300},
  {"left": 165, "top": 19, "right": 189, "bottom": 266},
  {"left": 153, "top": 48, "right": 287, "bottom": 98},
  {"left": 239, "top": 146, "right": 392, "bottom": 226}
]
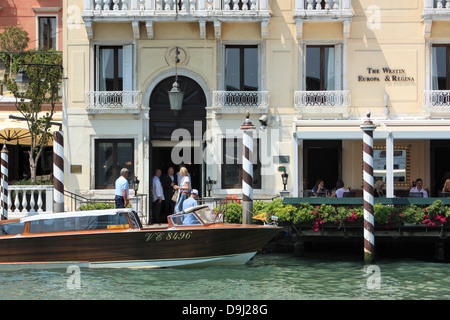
[
  {"left": 169, "top": 213, "right": 203, "bottom": 227},
  {"left": 0, "top": 221, "right": 25, "bottom": 235}
]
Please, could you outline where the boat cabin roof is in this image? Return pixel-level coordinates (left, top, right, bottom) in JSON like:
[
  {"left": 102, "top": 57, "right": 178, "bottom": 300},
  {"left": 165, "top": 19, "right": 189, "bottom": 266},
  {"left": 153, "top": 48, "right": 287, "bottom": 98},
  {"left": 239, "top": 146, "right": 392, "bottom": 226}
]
[
  {"left": 1, "top": 209, "right": 141, "bottom": 236},
  {"left": 19, "top": 208, "right": 134, "bottom": 223}
]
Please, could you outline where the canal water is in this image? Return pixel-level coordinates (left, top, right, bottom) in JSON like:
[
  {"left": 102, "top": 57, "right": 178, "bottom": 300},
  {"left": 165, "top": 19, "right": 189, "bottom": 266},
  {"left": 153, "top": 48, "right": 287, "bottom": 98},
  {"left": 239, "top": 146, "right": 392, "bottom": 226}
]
[{"left": 1, "top": 252, "right": 450, "bottom": 301}]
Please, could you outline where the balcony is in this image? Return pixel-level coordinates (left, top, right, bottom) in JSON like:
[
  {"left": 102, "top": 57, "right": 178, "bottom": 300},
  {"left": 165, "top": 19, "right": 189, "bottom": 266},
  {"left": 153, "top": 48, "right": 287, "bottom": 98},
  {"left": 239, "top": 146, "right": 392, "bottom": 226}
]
[
  {"left": 422, "top": 0, "right": 450, "bottom": 36},
  {"left": 211, "top": 91, "right": 269, "bottom": 115},
  {"left": 423, "top": 90, "right": 450, "bottom": 116},
  {"left": 294, "top": 0, "right": 353, "bottom": 38},
  {"left": 294, "top": 90, "right": 351, "bottom": 119},
  {"left": 85, "top": 91, "right": 142, "bottom": 114},
  {"left": 82, "top": 0, "right": 270, "bottom": 39}
]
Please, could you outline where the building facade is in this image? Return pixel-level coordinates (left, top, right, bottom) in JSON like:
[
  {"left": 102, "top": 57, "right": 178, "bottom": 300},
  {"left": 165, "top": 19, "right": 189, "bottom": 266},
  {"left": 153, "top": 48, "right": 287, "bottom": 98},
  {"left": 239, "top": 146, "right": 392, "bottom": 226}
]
[
  {"left": 0, "top": 0, "right": 63, "bottom": 51},
  {"left": 63, "top": 0, "right": 450, "bottom": 213},
  {"left": 0, "top": 0, "right": 63, "bottom": 182}
]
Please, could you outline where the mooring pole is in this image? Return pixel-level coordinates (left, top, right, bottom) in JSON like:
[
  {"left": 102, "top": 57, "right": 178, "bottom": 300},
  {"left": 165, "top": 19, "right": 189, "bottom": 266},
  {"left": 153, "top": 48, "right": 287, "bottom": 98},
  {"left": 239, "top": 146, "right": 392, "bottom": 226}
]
[
  {"left": 360, "top": 110, "right": 376, "bottom": 263},
  {"left": 240, "top": 111, "right": 255, "bottom": 225},
  {"left": 53, "top": 131, "right": 64, "bottom": 213},
  {"left": 1, "top": 144, "right": 8, "bottom": 220}
]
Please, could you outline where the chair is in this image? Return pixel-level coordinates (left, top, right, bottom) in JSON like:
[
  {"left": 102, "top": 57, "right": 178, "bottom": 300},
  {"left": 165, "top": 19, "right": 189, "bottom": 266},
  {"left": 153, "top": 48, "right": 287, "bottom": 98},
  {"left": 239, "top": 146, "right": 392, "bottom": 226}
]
[
  {"left": 408, "top": 192, "right": 424, "bottom": 198},
  {"left": 343, "top": 191, "right": 356, "bottom": 197}
]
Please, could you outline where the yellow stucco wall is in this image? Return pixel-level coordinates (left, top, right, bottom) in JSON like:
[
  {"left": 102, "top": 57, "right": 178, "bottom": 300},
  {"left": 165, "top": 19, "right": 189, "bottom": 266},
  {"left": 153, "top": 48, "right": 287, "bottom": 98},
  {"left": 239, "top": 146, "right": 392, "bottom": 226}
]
[{"left": 62, "top": 0, "right": 449, "bottom": 197}]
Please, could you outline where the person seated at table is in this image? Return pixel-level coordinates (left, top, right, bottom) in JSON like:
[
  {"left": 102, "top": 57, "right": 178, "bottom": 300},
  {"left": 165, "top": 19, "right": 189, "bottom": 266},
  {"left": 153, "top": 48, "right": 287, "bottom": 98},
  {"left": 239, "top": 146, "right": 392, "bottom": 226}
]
[
  {"left": 311, "top": 179, "right": 328, "bottom": 196},
  {"left": 374, "top": 180, "right": 385, "bottom": 197},
  {"left": 442, "top": 179, "right": 450, "bottom": 193},
  {"left": 410, "top": 178, "right": 428, "bottom": 198},
  {"left": 331, "top": 179, "right": 350, "bottom": 198}
]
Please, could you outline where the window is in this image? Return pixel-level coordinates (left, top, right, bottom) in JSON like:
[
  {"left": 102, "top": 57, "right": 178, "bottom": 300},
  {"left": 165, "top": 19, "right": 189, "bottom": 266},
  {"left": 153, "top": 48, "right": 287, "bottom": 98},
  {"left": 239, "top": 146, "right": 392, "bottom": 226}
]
[
  {"left": 38, "top": 17, "right": 56, "bottom": 50},
  {"left": 95, "top": 45, "right": 133, "bottom": 91},
  {"left": 28, "top": 213, "right": 130, "bottom": 233},
  {"left": 432, "top": 45, "right": 450, "bottom": 90},
  {"left": 225, "top": 45, "right": 258, "bottom": 91},
  {"left": 0, "top": 222, "right": 25, "bottom": 235},
  {"left": 95, "top": 139, "right": 134, "bottom": 189},
  {"left": 306, "top": 45, "right": 335, "bottom": 91},
  {"left": 221, "top": 138, "right": 261, "bottom": 189},
  {"left": 97, "top": 46, "right": 123, "bottom": 91}
]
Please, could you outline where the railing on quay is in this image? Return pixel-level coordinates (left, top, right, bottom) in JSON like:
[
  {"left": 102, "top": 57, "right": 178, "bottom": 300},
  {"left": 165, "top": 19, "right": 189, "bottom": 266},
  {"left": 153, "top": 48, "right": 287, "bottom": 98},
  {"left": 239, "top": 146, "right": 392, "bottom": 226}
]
[{"left": 64, "top": 190, "right": 149, "bottom": 225}]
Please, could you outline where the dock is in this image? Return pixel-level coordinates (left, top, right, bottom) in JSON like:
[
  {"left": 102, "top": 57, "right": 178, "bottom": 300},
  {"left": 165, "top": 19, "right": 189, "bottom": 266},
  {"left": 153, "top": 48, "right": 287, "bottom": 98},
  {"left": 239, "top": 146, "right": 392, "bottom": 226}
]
[{"left": 267, "top": 197, "right": 450, "bottom": 261}]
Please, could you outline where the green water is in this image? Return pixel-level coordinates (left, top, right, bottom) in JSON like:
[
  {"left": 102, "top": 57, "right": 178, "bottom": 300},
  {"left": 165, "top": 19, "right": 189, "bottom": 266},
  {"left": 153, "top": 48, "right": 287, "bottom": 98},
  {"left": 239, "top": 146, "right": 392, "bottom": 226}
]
[{"left": 1, "top": 253, "right": 450, "bottom": 300}]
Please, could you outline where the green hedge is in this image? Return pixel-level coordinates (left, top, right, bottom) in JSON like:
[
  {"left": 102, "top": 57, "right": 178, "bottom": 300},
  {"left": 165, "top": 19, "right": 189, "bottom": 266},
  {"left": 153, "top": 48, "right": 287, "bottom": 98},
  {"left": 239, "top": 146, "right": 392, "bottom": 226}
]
[
  {"left": 218, "top": 199, "right": 450, "bottom": 231},
  {"left": 80, "top": 202, "right": 116, "bottom": 211}
]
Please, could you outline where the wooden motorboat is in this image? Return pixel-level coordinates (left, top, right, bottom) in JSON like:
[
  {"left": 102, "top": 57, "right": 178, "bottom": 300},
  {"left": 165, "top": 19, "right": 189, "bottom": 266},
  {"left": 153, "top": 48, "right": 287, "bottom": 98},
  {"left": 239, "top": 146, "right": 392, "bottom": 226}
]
[{"left": 0, "top": 205, "right": 281, "bottom": 269}]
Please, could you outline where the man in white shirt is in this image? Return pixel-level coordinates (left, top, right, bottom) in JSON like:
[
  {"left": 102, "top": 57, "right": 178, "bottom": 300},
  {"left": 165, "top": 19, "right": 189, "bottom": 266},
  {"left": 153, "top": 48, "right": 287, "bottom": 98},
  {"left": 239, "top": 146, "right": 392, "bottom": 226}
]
[
  {"left": 152, "top": 169, "right": 165, "bottom": 224},
  {"left": 115, "top": 168, "right": 129, "bottom": 208},
  {"left": 410, "top": 178, "right": 428, "bottom": 198}
]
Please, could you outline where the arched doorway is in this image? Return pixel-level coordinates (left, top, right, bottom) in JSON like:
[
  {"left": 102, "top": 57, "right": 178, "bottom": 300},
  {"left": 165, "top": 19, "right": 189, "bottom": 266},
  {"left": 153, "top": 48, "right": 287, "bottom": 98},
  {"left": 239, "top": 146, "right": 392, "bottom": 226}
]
[
  {"left": 150, "top": 75, "right": 206, "bottom": 140},
  {"left": 149, "top": 75, "right": 207, "bottom": 215}
]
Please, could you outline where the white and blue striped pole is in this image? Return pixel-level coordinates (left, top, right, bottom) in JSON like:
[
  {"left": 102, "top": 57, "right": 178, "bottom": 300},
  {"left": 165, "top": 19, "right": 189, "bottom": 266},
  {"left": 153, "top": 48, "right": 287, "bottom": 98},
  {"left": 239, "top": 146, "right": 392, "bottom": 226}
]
[
  {"left": 1, "top": 144, "right": 8, "bottom": 220},
  {"left": 53, "top": 131, "right": 64, "bottom": 213},
  {"left": 360, "top": 110, "right": 376, "bottom": 263},
  {"left": 240, "top": 111, "right": 255, "bottom": 225}
]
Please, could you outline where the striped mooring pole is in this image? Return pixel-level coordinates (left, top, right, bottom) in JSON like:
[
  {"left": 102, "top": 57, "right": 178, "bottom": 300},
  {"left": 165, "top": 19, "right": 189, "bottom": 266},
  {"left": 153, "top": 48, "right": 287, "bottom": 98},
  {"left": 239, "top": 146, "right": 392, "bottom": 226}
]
[
  {"left": 360, "top": 110, "right": 376, "bottom": 263},
  {"left": 1, "top": 144, "right": 8, "bottom": 220},
  {"left": 53, "top": 131, "right": 64, "bottom": 213},
  {"left": 240, "top": 111, "right": 255, "bottom": 225}
]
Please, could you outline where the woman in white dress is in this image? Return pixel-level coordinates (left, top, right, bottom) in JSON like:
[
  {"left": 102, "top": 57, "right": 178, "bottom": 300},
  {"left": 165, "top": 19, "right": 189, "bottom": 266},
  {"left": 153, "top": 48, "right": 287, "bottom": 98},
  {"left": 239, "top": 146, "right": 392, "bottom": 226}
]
[{"left": 174, "top": 167, "right": 190, "bottom": 213}]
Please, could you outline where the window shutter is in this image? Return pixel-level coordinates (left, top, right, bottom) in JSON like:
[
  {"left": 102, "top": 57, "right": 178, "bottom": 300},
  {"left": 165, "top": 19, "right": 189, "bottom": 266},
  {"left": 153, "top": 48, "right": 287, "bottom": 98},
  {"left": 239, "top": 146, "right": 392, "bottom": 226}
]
[{"left": 122, "top": 45, "right": 133, "bottom": 91}]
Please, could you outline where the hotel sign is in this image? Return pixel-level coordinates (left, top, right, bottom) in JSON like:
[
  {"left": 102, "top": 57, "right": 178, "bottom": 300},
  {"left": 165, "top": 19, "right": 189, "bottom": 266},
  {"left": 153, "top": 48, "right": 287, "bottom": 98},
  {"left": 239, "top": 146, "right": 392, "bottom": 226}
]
[{"left": 358, "top": 67, "right": 415, "bottom": 83}]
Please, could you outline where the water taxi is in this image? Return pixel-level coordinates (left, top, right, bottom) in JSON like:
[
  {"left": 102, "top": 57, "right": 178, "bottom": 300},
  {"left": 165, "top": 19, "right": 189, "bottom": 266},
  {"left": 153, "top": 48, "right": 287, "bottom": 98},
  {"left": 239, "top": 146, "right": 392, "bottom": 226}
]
[{"left": 0, "top": 205, "right": 281, "bottom": 269}]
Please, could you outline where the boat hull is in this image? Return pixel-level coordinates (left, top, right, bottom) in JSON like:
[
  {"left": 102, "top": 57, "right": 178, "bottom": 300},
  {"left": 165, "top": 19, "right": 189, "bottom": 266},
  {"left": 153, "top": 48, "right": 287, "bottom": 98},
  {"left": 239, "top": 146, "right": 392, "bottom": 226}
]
[{"left": 0, "top": 225, "right": 281, "bottom": 269}]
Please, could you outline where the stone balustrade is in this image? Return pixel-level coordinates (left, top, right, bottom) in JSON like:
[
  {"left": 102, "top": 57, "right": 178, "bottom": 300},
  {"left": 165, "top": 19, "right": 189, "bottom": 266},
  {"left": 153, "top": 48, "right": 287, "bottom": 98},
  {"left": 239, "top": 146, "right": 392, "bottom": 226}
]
[
  {"left": 84, "top": 0, "right": 268, "bottom": 14},
  {"left": 6, "top": 185, "right": 54, "bottom": 219}
]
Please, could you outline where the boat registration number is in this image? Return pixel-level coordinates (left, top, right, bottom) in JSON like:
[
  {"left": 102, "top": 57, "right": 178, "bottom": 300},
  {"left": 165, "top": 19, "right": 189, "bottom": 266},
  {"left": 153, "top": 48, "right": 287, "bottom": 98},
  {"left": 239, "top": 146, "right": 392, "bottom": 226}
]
[{"left": 145, "top": 231, "right": 192, "bottom": 242}]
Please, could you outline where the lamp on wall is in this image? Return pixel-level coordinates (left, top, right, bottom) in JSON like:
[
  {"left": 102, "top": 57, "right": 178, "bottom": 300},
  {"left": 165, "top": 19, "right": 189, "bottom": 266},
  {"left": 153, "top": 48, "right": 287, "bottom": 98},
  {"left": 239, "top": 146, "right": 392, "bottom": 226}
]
[
  {"left": 168, "top": 47, "right": 183, "bottom": 115},
  {"left": 205, "top": 176, "right": 216, "bottom": 197},
  {"left": 281, "top": 169, "right": 289, "bottom": 191},
  {"left": 384, "top": 93, "right": 390, "bottom": 116},
  {"left": 133, "top": 176, "right": 140, "bottom": 196},
  {"left": 15, "top": 69, "right": 30, "bottom": 96}
]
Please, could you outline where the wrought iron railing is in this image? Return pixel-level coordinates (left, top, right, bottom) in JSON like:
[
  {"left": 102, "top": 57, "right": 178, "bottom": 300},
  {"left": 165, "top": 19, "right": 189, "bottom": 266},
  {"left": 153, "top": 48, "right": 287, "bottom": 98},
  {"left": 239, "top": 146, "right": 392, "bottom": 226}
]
[
  {"left": 213, "top": 91, "right": 269, "bottom": 109},
  {"left": 294, "top": 90, "right": 350, "bottom": 107},
  {"left": 85, "top": 91, "right": 142, "bottom": 110},
  {"left": 423, "top": 90, "right": 450, "bottom": 112}
]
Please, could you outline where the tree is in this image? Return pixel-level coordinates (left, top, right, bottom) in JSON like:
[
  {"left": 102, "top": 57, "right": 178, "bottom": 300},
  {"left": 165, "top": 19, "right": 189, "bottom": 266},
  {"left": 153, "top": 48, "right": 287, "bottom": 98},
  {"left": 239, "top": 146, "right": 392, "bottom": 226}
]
[
  {"left": 0, "top": 26, "right": 30, "bottom": 77},
  {"left": 4, "top": 49, "right": 62, "bottom": 182}
]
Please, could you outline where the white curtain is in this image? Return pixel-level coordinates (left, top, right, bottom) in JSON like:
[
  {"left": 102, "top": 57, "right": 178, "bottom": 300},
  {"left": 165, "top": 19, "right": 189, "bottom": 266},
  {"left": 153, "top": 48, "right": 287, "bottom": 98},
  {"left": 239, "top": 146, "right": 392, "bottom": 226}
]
[
  {"left": 431, "top": 46, "right": 439, "bottom": 90},
  {"left": 325, "top": 47, "right": 335, "bottom": 91},
  {"left": 99, "top": 48, "right": 114, "bottom": 91}
]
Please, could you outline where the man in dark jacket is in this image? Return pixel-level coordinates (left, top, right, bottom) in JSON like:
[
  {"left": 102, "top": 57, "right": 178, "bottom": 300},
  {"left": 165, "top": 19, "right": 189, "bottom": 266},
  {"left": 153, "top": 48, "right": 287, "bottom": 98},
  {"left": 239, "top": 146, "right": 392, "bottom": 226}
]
[{"left": 161, "top": 166, "right": 177, "bottom": 219}]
